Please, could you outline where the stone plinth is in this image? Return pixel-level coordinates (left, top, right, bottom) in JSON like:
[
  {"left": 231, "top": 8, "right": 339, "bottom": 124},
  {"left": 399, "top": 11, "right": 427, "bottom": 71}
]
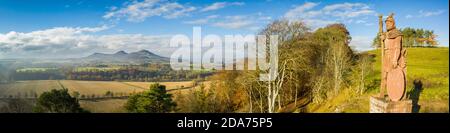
[{"left": 370, "top": 96, "right": 412, "bottom": 113}]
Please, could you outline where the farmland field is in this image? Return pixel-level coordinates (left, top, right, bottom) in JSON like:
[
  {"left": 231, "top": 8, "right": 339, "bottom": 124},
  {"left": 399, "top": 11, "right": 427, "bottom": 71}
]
[
  {"left": 59, "top": 80, "right": 144, "bottom": 96},
  {"left": 0, "top": 80, "right": 200, "bottom": 112},
  {"left": 123, "top": 81, "right": 193, "bottom": 90},
  {"left": 79, "top": 99, "right": 128, "bottom": 113},
  {"left": 16, "top": 67, "right": 59, "bottom": 72},
  {"left": 73, "top": 67, "right": 122, "bottom": 72},
  {"left": 0, "top": 80, "right": 62, "bottom": 98},
  {"left": 0, "top": 80, "right": 196, "bottom": 97}
]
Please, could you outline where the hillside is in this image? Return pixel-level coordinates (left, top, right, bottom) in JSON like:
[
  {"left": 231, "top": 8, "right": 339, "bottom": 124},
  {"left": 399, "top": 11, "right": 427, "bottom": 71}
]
[
  {"left": 306, "top": 47, "right": 449, "bottom": 113},
  {"left": 80, "top": 49, "right": 170, "bottom": 64}
]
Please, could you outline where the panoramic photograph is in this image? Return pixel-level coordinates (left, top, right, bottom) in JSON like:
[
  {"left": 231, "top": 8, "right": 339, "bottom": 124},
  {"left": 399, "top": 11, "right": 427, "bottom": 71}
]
[{"left": 0, "top": 0, "right": 448, "bottom": 116}]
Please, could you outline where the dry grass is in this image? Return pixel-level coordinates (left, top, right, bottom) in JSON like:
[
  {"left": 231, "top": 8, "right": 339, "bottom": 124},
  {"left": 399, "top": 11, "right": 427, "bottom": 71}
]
[
  {"left": 308, "top": 48, "right": 449, "bottom": 113},
  {"left": 0, "top": 80, "right": 207, "bottom": 112},
  {"left": 0, "top": 80, "right": 62, "bottom": 97},
  {"left": 123, "top": 81, "right": 193, "bottom": 90},
  {"left": 0, "top": 80, "right": 199, "bottom": 98},
  {"left": 59, "top": 80, "right": 143, "bottom": 96},
  {"left": 79, "top": 99, "right": 127, "bottom": 113}
]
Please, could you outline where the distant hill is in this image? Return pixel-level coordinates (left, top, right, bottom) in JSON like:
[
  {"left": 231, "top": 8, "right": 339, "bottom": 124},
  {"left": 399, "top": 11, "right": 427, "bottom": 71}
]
[{"left": 80, "top": 50, "right": 170, "bottom": 64}]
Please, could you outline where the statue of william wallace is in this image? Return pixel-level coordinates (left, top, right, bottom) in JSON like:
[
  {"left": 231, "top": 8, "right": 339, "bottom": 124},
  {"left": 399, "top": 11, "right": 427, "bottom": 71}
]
[{"left": 379, "top": 13, "right": 407, "bottom": 101}]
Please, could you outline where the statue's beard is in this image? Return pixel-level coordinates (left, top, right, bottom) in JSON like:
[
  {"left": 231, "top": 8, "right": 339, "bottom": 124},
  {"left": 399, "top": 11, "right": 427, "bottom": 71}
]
[{"left": 387, "top": 25, "right": 396, "bottom": 31}]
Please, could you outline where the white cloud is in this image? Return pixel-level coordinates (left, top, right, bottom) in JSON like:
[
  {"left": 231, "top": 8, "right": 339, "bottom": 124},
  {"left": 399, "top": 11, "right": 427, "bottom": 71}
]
[
  {"left": 211, "top": 15, "right": 255, "bottom": 29},
  {"left": 258, "top": 16, "right": 272, "bottom": 20},
  {"left": 164, "top": 6, "right": 196, "bottom": 19},
  {"left": 247, "top": 26, "right": 261, "bottom": 31},
  {"left": 184, "top": 13, "right": 270, "bottom": 31},
  {"left": 419, "top": 10, "right": 445, "bottom": 17},
  {"left": 283, "top": 2, "right": 377, "bottom": 51},
  {"left": 405, "top": 10, "right": 445, "bottom": 19},
  {"left": 213, "top": 20, "right": 253, "bottom": 29},
  {"left": 303, "top": 19, "right": 337, "bottom": 29},
  {"left": 103, "top": 1, "right": 245, "bottom": 22},
  {"left": 405, "top": 14, "right": 413, "bottom": 19},
  {"left": 332, "top": 9, "right": 375, "bottom": 18},
  {"left": 349, "top": 36, "right": 374, "bottom": 52},
  {"left": 284, "top": 2, "right": 376, "bottom": 29},
  {"left": 322, "top": 3, "right": 369, "bottom": 12},
  {"left": 284, "top": 2, "right": 320, "bottom": 19},
  {"left": 200, "top": 2, "right": 245, "bottom": 12},
  {"left": 183, "top": 15, "right": 218, "bottom": 24},
  {"left": 103, "top": 0, "right": 196, "bottom": 22},
  {"left": 0, "top": 26, "right": 172, "bottom": 58},
  {"left": 364, "top": 23, "right": 374, "bottom": 26}
]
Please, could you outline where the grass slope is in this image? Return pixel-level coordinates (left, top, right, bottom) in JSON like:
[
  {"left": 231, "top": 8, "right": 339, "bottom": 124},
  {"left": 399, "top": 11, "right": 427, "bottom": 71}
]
[{"left": 307, "top": 48, "right": 449, "bottom": 113}]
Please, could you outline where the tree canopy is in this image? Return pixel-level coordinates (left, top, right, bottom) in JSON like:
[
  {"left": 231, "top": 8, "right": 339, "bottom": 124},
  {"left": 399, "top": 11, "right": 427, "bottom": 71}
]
[
  {"left": 372, "top": 27, "right": 438, "bottom": 48},
  {"left": 125, "top": 83, "right": 176, "bottom": 113},
  {"left": 33, "top": 89, "right": 87, "bottom": 113}
]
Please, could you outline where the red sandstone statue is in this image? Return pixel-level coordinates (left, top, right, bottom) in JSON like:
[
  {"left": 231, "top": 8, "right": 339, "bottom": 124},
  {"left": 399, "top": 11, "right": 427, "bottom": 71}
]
[{"left": 379, "top": 13, "right": 407, "bottom": 101}]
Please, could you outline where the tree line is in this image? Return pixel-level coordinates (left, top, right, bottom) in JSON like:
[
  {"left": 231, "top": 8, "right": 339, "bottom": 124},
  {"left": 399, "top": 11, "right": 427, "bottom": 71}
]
[
  {"left": 0, "top": 89, "right": 88, "bottom": 113},
  {"left": 10, "top": 64, "right": 213, "bottom": 82},
  {"left": 171, "top": 20, "right": 379, "bottom": 113},
  {"left": 372, "top": 27, "right": 439, "bottom": 48},
  {"left": 66, "top": 68, "right": 211, "bottom": 82}
]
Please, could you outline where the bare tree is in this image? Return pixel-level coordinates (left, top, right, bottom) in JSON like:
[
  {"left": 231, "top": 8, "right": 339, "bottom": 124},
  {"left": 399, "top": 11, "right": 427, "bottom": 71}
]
[
  {"left": 353, "top": 53, "right": 373, "bottom": 95},
  {"left": 0, "top": 99, "right": 34, "bottom": 113},
  {"left": 327, "top": 41, "right": 351, "bottom": 95},
  {"left": 258, "top": 19, "right": 311, "bottom": 113}
]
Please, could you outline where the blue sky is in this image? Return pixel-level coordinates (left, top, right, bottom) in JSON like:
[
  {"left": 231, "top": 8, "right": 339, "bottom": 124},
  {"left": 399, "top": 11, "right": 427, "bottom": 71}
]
[{"left": 0, "top": 0, "right": 448, "bottom": 58}]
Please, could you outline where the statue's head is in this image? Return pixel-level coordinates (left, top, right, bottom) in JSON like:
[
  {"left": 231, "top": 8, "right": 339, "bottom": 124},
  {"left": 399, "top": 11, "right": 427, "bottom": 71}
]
[{"left": 385, "top": 13, "right": 396, "bottom": 31}]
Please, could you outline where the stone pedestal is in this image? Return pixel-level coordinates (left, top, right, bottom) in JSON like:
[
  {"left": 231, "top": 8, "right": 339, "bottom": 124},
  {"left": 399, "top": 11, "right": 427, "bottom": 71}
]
[{"left": 370, "top": 96, "right": 412, "bottom": 113}]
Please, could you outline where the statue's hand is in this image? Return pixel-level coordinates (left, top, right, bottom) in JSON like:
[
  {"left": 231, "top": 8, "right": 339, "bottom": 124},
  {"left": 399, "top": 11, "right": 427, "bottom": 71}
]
[
  {"left": 379, "top": 33, "right": 386, "bottom": 42},
  {"left": 392, "top": 61, "right": 398, "bottom": 68}
]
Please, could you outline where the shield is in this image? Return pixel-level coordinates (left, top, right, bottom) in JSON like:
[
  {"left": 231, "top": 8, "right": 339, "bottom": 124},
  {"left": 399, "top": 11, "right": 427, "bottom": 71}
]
[{"left": 387, "top": 68, "right": 405, "bottom": 101}]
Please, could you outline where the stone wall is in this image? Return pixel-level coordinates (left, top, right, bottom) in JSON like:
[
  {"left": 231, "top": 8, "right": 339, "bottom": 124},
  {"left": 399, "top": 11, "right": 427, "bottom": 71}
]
[{"left": 370, "top": 96, "right": 412, "bottom": 113}]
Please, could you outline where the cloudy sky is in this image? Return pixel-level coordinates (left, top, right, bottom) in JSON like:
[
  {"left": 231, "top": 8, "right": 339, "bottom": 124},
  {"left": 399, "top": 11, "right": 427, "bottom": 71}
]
[{"left": 0, "top": 0, "right": 448, "bottom": 58}]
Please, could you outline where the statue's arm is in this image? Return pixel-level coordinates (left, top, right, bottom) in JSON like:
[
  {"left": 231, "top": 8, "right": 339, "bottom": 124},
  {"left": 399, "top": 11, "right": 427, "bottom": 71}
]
[
  {"left": 380, "top": 32, "right": 386, "bottom": 48},
  {"left": 392, "top": 36, "right": 402, "bottom": 67}
]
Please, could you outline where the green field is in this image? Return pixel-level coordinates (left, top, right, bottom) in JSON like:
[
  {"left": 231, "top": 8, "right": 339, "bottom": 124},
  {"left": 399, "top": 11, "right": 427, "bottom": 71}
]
[
  {"left": 0, "top": 80, "right": 61, "bottom": 98},
  {"left": 16, "top": 68, "right": 58, "bottom": 72},
  {"left": 308, "top": 48, "right": 449, "bottom": 113},
  {"left": 73, "top": 67, "right": 122, "bottom": 72}
]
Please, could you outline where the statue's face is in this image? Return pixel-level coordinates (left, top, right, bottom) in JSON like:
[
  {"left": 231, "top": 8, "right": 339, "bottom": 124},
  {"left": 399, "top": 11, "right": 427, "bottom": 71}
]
[{"left": 386, "top": 20, "right": 395, "bottom": 31}]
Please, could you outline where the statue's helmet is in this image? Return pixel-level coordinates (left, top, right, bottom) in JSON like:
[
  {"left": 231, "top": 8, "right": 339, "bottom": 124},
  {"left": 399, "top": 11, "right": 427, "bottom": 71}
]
[
  {"left": 385, "top": 13, "right": 396, "bottom": 30},
  {"left": 385, "top": 13, "right": 395, "bottom": 23}
]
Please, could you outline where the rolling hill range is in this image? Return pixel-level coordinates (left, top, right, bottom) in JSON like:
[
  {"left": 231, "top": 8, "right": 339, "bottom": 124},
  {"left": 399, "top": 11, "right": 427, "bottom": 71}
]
[
  {"left": 0, "top": 49, "right": 170, "bottom": 68},
  {"left": 79, "top": 49, "right": 170, "bottom": 64}
]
